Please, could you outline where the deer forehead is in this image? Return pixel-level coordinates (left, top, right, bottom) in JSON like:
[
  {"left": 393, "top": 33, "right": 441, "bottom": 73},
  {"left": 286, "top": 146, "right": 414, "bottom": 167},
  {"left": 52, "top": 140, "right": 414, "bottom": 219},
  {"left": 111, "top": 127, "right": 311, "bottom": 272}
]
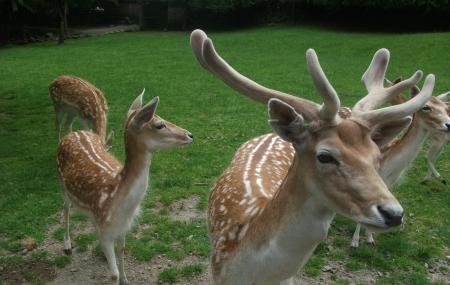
[
  {"left": 312, "top": 120, "right": 375, "bottom": 153},
  {"left": 420, "top": 98, "right": 450, "bottom": 120},
  {"left": 431, "top": 98, "right": 449, "bottom": 113}
]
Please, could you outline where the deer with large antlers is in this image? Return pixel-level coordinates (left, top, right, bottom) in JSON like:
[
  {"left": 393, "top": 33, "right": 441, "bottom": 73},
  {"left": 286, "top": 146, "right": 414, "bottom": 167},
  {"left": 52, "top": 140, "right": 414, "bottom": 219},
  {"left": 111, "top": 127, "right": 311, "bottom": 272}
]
[
  {"left": 191, "top": 30, "right": 434, "bottom": 284},
  {"left": 50, "top": 75, "right": 114, "bottom": 147},
  {"left": 422, "top": 101, "right": 450, "bottom": 184},
  {"left": 349, "top": 76, "right": 450, "bottom": 247},
  {"left": 57, "top": 91, "right": 193, "bottom": 284}
]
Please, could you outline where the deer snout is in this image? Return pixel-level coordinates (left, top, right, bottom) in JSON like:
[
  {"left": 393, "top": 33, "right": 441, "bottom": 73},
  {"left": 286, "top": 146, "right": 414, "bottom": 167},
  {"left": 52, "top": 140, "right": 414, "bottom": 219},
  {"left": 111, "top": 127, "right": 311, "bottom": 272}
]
[
  {"left": 445, "top": 123, "right": 450, "bottom": 132},
  {"left": 376, "top": 203, "right": 404, "bottom": 227},
  {"left": 184, "top": 132, "right": 193, "bottom": 144}
]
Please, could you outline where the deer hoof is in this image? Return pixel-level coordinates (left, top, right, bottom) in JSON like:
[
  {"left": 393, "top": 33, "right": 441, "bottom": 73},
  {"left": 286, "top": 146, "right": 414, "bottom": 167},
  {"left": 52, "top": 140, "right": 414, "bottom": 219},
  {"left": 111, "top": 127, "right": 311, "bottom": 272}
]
[
  {"left": 63, "top": 248, "right": 72, "bottom": 255},
  {"left": 441, "top": 179, "right": 447, "bottom": 185}
]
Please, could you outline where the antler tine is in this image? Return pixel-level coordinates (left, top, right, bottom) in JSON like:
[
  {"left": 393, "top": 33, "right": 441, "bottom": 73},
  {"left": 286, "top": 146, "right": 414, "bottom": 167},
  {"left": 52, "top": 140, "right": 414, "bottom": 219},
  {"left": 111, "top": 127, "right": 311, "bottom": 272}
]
[
  {"left": 190, "top": 29, "right": 321, "bottom": 122},
  {"left": 362, "top": 71, "right": 423, "bottom": 110},
  {"left": 190, "top": 29, "right": 210, "bottom": 71},
  {"left": 385, "top": 71, "right": 422, "bottom": 98},
  {"left": 362, "top": 49, "right": 390, "bottom": 93},
  {"left": 306, "top": 49, "right": 340, "bottom": 123},
  {"left": 360, "top": 74, "right": 435, "bottom": 127},
  {"left": 354, "top": 49, "right": 390, "bottom": 112},
  {"left": 354, "top": 48, "right": 423, "bottom": 112}
]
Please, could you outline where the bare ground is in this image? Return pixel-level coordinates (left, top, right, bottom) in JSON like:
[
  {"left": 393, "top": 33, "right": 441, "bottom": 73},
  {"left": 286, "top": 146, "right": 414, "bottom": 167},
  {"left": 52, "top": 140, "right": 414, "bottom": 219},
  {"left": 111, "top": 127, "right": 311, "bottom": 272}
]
[{"left": 2, "top": 195, "right": 450, "bottom": 285}]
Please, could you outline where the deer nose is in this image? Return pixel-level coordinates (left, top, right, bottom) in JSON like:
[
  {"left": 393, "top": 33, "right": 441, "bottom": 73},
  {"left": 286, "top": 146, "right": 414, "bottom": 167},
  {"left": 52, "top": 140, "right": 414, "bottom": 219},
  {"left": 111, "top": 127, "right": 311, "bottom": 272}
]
[
  {"left": 377, "top": 205, "right": 403, "bottom": 227},
  {"left": 187, "top": 133, "right": 193, "bottom": 139},
  {"left": 445, "top": 123, "right": 450, "bottom": 131}
]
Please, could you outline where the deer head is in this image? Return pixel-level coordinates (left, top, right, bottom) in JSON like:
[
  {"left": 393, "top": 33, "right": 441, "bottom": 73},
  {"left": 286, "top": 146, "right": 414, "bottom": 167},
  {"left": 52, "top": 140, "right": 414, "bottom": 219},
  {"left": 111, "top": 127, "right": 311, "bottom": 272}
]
[
  {"left": 191, "top": 30, "right": 435, "bottom": 231},
  {"left": 125, "top": 89, "right": 193, "bottom": 151}
]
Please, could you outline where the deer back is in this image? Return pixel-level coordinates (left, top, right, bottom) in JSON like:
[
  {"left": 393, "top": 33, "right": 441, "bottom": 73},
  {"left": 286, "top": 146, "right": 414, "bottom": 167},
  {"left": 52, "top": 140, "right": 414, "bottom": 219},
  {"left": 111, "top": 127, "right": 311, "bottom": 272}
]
[{"left": 57, "top": 130, "right": 121, "bottom": 223}]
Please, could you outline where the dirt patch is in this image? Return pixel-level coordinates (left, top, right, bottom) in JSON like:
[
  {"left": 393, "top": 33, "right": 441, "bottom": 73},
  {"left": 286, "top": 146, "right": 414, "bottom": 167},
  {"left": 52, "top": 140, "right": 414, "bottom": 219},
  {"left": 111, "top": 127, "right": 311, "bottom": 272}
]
[
  {"left": 48, "top": 251, "right": 209, "bottom": 285},
  {"left": 427, "top": 256, "right": 450, "bottom": 284},
  {"left": 4, "top": 209, "right": 450, "bottom": 284},
  {"left": 0, "top": 259, "right": 56, "bottom": 285},
  {"left": 296, "top": 260, "right": 379, "bottom": 284},
  {"left": 168, "top": 195, "right": 206, "bottom": 222}
]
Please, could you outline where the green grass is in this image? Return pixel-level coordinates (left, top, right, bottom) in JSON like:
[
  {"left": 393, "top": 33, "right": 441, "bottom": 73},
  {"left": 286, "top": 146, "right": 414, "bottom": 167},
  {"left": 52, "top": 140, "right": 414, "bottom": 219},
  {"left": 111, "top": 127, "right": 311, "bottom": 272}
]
[
  {"left": 158, "top": 264, "right": 205, "bottom": 284},
  {"left": 54, "top": 255, "right": 71, "bottom": 268},
  {"left": 0, "top": 26, "right": 449, "bottom": 284},
  {"left": 74, "top": 233, "right": 97, "bottom": 253}
]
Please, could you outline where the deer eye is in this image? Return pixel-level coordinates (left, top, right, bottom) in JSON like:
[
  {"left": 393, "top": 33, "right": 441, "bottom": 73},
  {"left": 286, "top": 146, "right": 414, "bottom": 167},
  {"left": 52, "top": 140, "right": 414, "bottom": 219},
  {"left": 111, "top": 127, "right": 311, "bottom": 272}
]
[
  {"left": 155, "top": 122, "right": 166, "bottom": 130},
  {"left": 422, "top": 105, "right": 432, "bottom": 112},
  {"left": 317, "top": 152, "right": 339, "bottom": 165}
]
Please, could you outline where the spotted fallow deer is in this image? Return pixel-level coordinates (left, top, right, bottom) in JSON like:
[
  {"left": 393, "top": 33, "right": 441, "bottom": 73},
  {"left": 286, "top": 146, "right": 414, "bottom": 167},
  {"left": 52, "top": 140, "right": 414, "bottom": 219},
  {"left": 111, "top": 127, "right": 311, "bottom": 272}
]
[
  {"left": 50, "top": 75, "right": 114, "bottom": 147},
  {"left": 349, "top": 78, "right": 450, "bottom": 247},
  {"left": 422, "top": 101, "right": 450, "bottom": 184},
  {"left": 57, "top": 91, "right": 193, "bottom": 284},
  {"left": 190, "top": 30, "right": 434, "bottom": 284}
]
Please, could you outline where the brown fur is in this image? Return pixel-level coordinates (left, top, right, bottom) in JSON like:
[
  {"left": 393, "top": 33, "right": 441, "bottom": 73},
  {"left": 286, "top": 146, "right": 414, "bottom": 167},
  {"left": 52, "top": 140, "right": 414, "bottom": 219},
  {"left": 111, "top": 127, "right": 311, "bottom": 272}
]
[
  {"left": 208, "top": 119, "right": 394, "bottom": 277},
  {"left": 50, "top": 75, "right": 108, "bottom": 141},
  {"left": 57, "top": 95, "right": 192, "bottom": 284}
]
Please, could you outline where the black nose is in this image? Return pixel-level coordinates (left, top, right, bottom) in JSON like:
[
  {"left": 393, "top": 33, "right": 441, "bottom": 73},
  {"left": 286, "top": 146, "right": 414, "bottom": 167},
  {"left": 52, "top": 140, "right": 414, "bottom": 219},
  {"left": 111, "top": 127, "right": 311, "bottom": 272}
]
[
  {"left": 187, "top": 133, "right": 193, "bottom": 139},
  {"left": 377, "top": 205, "right": 403, "bottom": 227},
  {"left": 446, "top": 123, "right": 450, "bottom": 131}
]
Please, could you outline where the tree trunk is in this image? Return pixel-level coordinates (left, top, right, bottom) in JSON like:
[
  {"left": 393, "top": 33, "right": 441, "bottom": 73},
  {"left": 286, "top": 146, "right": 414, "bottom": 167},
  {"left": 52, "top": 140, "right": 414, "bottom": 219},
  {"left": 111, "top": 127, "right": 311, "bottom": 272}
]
[
  {"left": 57, "top": 0, "right": 64, "bottom": 44},
  {"left": 63, "top": 0, "right": 68, "bottom": 37}
]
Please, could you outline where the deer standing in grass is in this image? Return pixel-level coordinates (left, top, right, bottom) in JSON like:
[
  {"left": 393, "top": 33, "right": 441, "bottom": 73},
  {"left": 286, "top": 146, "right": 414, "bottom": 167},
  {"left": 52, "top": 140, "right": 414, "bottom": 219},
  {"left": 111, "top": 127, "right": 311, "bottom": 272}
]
[
  {"left": 422, "top": 101, "right": 450, "bottom": 184},
  {"left": 349, "top": 77, "right": 450, "bottom": 247},
  {"left": 50, "top": 75, "right": 114, "bottom": 147},
  {"left": 57, "top": 91, "right": 193, "bottom": 284},
  {"left": 191, "top": 30, "right": 434, "bottom": 284}
]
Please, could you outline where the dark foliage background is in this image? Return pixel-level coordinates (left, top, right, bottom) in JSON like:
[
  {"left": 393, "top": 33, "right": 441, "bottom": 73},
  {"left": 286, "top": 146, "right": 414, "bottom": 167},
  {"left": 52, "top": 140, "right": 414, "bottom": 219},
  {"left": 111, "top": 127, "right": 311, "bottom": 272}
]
[{"left": 2, "top": 0, "right": 450, "bottom": 44}]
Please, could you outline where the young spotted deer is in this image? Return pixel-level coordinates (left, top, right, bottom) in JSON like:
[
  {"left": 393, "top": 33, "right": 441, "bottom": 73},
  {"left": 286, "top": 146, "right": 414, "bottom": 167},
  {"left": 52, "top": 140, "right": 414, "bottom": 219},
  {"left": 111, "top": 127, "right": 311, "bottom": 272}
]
[
  {"left": 350, "top": 78, "right": 450, "bottom": 247},
  {"left": 422, "top": 100, "right": 450, "bottom": 184},
  {"left": 50, "top": 75, "right": 114, "bottom": 147},
  {"left": 57, "top": 91, "right": 193, "bottom": 284},
  {"left": 191, "top": 30, "right": 434, "bottom": 284}
]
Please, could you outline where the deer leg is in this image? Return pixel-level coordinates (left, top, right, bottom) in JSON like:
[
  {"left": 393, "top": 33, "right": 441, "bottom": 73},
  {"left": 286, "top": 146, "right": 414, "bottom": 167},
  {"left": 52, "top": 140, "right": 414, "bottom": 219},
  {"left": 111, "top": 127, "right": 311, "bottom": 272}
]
[
  {"left": 365, "top": 229, "right": 375, "bottom": 245},
  {"left": 117, "top": 235, "right": 129, "bottom": 285},
  {"left": 55, "top": 108, "right": 64, "bottom": 141},
  {"left": 63, "top": 199, "right": 72, "bottom": 255},
  {"left": 350, "top": 223, "right": 361, "bottom": 248},
  {"left": 63, "top": 113, "right": 75, "bottom": 135},
  {"left": 422, "top": 139, "right": 446, "bottom": 184},
  {"left": 79, "top": 118, "right": 90, "bottom": 131},
  {"left": 100, "top": 236, "right": 119, "bottom": 285}
]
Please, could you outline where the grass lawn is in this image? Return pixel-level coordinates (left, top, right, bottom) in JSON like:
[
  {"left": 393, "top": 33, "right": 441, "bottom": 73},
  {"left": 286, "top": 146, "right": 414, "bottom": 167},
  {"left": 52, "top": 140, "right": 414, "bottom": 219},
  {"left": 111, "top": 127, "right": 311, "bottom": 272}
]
[{"left": 0, "top": 26, "right": 449, "bottom": 284}]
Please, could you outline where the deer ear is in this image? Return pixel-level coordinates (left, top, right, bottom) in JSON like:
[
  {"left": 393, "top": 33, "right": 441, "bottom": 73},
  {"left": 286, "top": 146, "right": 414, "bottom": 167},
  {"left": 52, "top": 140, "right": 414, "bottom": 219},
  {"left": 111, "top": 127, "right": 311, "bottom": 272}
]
[
  {"left": 132, "top": 96, "right": 159, "bottom": 129},
  {"left": 371, "top": 116, "right": 412, "bottom": 148},
  {"left": 410, "top": 85, "right": 420, "bottom": 98},
  {"left": 127, "top": 88, "right": 145, "bottom": 117},
  {"left": 268, "top": 99, "right": 306, "bottom": 142},
  {"left": 384, "top": 76, "right": 402, "bottom": 87},
  {"left": 437, "top": 91, "right": 450, "bottom": 102},
  {"left": 393, "top": 76, "right": 402, "bottom": 84}
]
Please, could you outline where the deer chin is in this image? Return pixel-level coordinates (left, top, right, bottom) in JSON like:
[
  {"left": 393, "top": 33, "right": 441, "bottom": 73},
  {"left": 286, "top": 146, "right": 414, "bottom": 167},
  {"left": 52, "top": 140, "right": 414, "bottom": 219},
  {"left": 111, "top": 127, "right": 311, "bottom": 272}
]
[
  {"left": 180, "top": 137, "right": 193, "bottom": 146},
  {"left": 360, "top": 222, "right": 397, "bottom": 233}
]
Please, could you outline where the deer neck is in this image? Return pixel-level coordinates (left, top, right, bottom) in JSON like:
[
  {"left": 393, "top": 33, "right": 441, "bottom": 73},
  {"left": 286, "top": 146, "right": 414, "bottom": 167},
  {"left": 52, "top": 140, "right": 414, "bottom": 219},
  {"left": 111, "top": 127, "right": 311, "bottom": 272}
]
[
  {"left": 380, "top": 116, "right": 429, "bottom": 186},
  {"left": 115, "top": 132, "right": 152, "bottom": 213},
  {"left": 241, "top": 154, "right": 334, "bottom": 272},
  {"left": 93, "top": 110, "right": 107, "bottom": 144}
]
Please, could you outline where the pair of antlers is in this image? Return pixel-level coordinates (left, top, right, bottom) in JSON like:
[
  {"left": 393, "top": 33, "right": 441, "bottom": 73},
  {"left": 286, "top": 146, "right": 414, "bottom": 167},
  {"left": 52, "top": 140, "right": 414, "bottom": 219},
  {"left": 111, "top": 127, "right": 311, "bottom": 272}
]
[{"left": 190, "top": 29, "right": 435, "bottom": 128}]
